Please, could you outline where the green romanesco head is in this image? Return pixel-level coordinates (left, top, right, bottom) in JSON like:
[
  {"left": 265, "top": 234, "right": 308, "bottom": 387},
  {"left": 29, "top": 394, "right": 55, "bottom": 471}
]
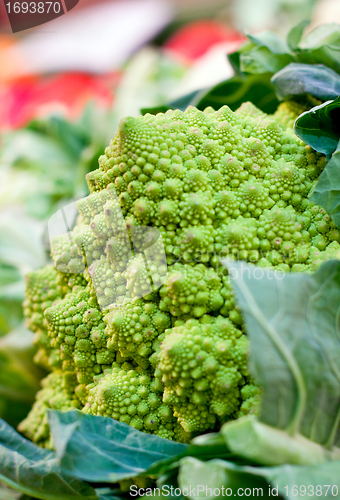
[{"left": 21, "top": 101, "right": 340, "bottom": 445}]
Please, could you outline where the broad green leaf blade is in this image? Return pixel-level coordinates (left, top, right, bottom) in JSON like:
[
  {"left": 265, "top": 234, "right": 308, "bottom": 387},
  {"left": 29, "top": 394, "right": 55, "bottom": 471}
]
[
  {"left": 0, "top": 418, "right": 97, "bottom": 500},
  {"left": 300, "top": 23, "right": 340, "bottom": 50},
  {"left": 247, "top": 31, "right": 290, "bottom": 54},
  {"left": 221, "top": 417, "right": 340, "bottom": 466},
  {"left": 272, "top": 63, "right": 340, "bottom": 101},
  {"left": 49, "top": 410, "right": 187, "bottom": 483},
  {"left": 178, "top": 457, "right": 271, "bottom": 500},
  {"left": 310, "top": 145, "right": 340, "bottom": 227},
  {"left": 262, "top": 461, "right": 340, "bottom": 499},
  {"left": 287, "top": 20, "right": 310, "bottom": 52},
  {"left": 297, "top": 23, "right": 340, "bottom": 73},
  {"left": 241, "top": 47, "right": 293, "bottom": 75},
  {"left": 230, "top": 31, "right": 293, "bottom": 75},
  {"left": 294, "top": 97, "right": 340, "bottom": 159},
  {"left": 310, "top": 146, "right": 340, "bottom": 229},
  {"left": 178, "top": 457, "right": 340, "bottom": 500},
  {"left": 195, "top": 75, "right": 279, "bottom": 114},
  {"left": 223, "top": 260, "right": 340, "bottom": 446}
]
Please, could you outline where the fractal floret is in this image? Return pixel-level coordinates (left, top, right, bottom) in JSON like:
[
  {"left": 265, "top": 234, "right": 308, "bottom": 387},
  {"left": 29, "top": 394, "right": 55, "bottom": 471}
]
[{"left": 20, "top": 101, "right": 339, "bottom": 446}]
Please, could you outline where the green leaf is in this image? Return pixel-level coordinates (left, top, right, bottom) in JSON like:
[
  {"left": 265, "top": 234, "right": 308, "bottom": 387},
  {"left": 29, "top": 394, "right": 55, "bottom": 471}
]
[
  {"left": 247, "top": 31, "right": 290, "bottom": 54},
  {"left": 294, "top": 97, "right": 340, "bottom": 159},
  {"left": 142, "top": 75, "right": 279, "bottom": 116},
  {"left": 295, "top": 45, "right": 340, "bottom": 75},
  {"left": 310, "top": 144, "right": 340, "bottom": 228},
  {"left": 178, "top": 457, "right": 271, "bottom": 500},
  {"left": 287, "top": 19, "right": 310, "bottom": 52},
  {"left": 240, "top": 46, "right": 293, "bottom": 75},
  {"left": 195, "top": 75, "right": 279, "bottom": 114},
  {"left": 300, "top": 23, "right": 340, "bottom": 50},
  {"left": 221, "top": 417, "right": 340, "bottom": 466},
  {"left": 272, "top": 63, "right": 340, "bottom": 101},
  {"left": 178, "top": 457, "right": 340, "bottom": 500},
  {"left": 227, "top": 22, "right": 340, "bottom": 89},
  {"left": 48, "top": 410, "right": 187, "bottom": 483},
  {"left": 222, "top": 260, "right": 340, "bottom": 449},
  {"left": 260, "top": 460, "right": 340, "bottom": 499},
  {"left": 229, "top": 31, "right": 293, "bottom": 76},
  {"left": 0, "top": 418, "right": 97, "bottom": 500}
]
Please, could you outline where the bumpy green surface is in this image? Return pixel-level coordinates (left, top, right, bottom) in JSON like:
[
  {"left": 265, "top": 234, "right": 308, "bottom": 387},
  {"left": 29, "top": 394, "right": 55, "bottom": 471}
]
[{"left": 21, "top": 102, "right": 340, "bottom": 446}]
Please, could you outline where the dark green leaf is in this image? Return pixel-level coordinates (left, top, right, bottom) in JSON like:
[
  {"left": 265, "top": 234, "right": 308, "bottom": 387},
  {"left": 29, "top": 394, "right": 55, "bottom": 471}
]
[
  {"left": 272, "top": 63, "right": 340, "bottom": 101},
  {"left": 168, "top": 90, "right": 207, "bottom": 111},
  {"left": 0, "top": 418, "right": 97, "bottom": 500},
  {"left": 294, "top": 97, "right": 340, "bottom": 158},
  {"left": 49, "top": 410, "right": 187, "bottom": 483},
  {"left": 96, "top": 495, "right": 121, "bottom": 500},
  {"left": 227, "top": 49, "right": 242, "bottom": 75},
  {"left": 195, "top": 75, "right": 279, "bottom": 114},
  {"left": 310, "top": 145, "right": 340, "bottom": 228},
  {"left": 222, "top": 260, "right": 340, "bottom": 449},
  {"left": 287, "top": 20, "right": 310, "bottom": 51},
  {"left": 141, "top": 106, "right": 173, "bottom": 116},
  {"left": 19, "top": 497, "right": 40, "bottom": 500},
  {"left": 95, "top": 490, "right": 123, "bottom": 500}
]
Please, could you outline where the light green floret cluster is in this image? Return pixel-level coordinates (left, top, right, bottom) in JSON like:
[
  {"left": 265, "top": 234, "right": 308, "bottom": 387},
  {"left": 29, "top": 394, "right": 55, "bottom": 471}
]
[
  {"left": 21, "top": 101, "right": 340, "bottom": 447},
  {"left": 18, "top": 370, "right": 80, "bottom": 447}
]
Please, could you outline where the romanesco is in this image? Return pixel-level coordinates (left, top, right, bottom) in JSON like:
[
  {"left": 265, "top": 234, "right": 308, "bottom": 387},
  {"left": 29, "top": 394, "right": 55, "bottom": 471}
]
[{"left": 21, "top": 101, "right": 339, "bottom": 446}]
